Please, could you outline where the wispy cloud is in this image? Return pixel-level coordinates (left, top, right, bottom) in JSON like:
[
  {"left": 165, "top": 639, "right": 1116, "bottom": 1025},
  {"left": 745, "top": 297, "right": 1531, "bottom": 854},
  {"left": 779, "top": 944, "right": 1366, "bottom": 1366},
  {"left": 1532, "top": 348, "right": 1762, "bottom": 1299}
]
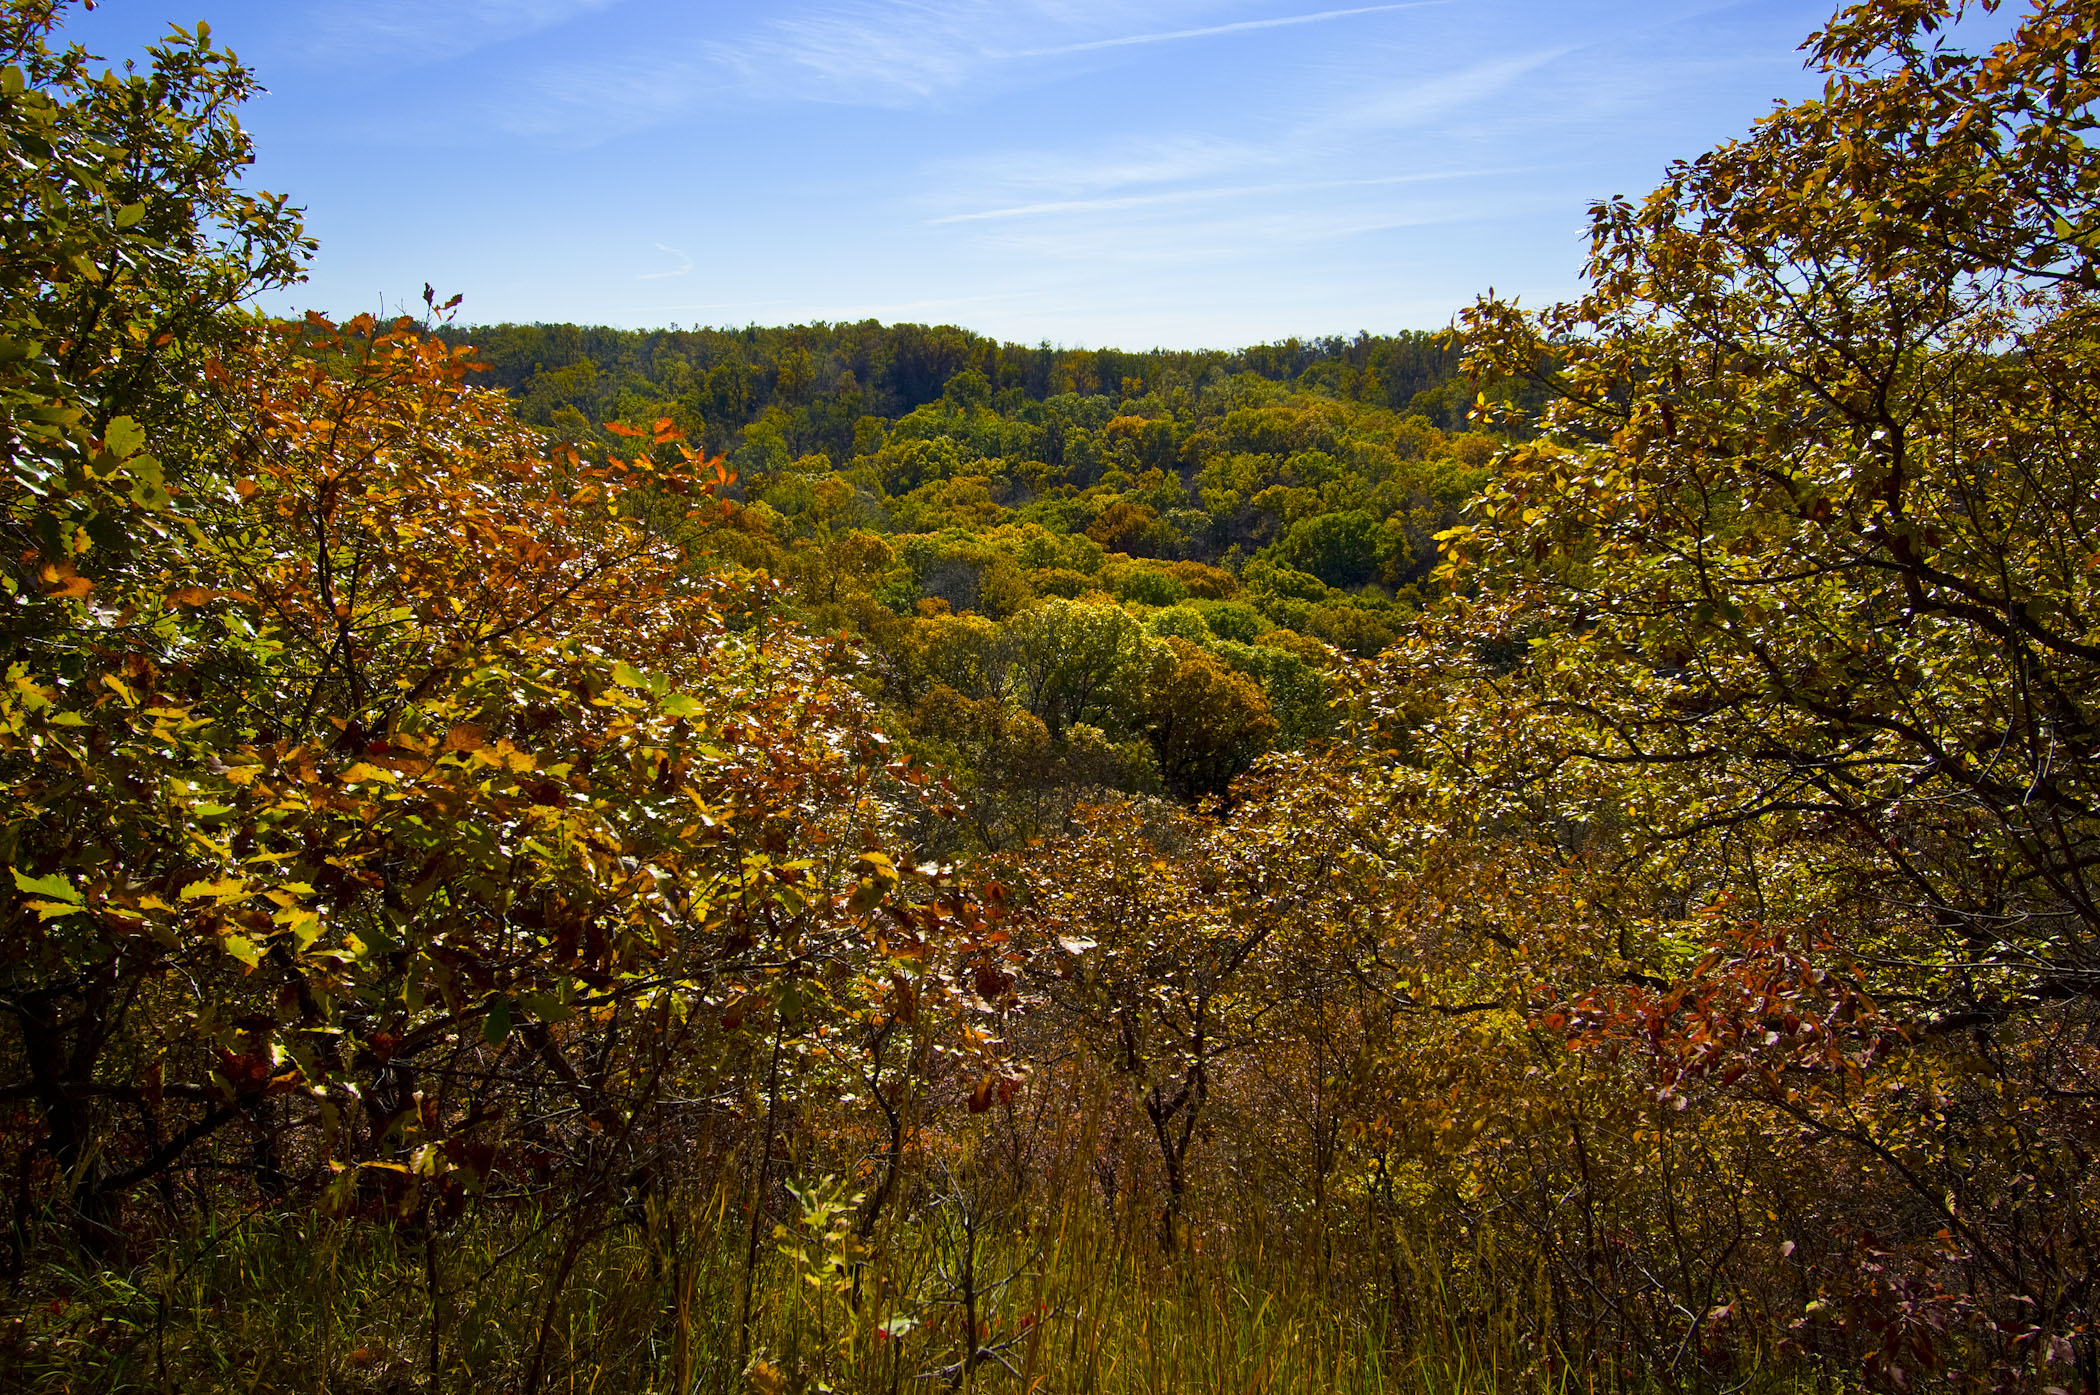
[
  {"left": 638, "top": 243, "right": 693, "bottom": 280},
  {"left": 911, "top": 36, "right": 1583, "bottom": 270},
  {"left": 470, "top": 1, "right": 1471, "bottom": 146},
  {"left": 1011, "top": 2, "right": 1454, "bottom": 58},
  {"left": 303, "top": 0, "right": 623, "bottom": 65},
  {"left": 1319, "top": 45, "right": 1579, "bottom": 135},
  {"left": 707, "top": 0, "right": 1431, "bottom": 107},
  {"left": 968, "top": 139, "right": 1269, "bottom": 198},
  {"left": 483, "top": 52, "right": 706, "bottom": 140},
  {"left": 929, "top": 167, "right": 1535, "bottom": 225}
]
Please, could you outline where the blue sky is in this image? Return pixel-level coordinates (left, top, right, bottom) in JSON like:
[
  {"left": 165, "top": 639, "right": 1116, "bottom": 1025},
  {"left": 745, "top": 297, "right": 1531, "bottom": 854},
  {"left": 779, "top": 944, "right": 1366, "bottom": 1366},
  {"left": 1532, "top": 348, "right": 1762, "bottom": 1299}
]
[{"left": 64, "top": 0, "right": 1849, "bottom": 348}]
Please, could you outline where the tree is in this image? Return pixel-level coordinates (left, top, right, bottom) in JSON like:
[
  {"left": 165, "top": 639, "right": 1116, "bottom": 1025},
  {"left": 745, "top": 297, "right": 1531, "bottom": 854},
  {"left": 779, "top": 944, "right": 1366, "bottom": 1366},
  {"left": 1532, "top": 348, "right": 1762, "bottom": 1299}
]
[
  {"left": 0, "top": 26, "right": 1014, "bottom": 1282},
  {"left": 1000, "top": 599, "right": 1156, "bottom": 741},
  {"left": 1085, "top": 499, "right": 1176, "bottom": 557},
  {"left": 1433, "top": 0, "right": 2100, "bottom": 1382},
  {"left": 1271, "top": 509, "right": 1381, "bottom": 589},
  {"left": 1140, "top": 639, "right": 1277, "bottom": 802},
  {"left": 1025, "top": 803, "right": 1285, "bottom": 1251},
  {"left": 2, "top": 1, "right": 310, "bottom": 643}
]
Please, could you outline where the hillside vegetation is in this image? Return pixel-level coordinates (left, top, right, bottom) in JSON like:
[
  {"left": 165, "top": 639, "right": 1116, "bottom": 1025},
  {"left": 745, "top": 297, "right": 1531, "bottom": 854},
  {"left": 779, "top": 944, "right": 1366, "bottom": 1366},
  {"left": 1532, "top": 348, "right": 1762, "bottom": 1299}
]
[{"left": 2, "top": 2, "right": 2098, "bottom": 1393}]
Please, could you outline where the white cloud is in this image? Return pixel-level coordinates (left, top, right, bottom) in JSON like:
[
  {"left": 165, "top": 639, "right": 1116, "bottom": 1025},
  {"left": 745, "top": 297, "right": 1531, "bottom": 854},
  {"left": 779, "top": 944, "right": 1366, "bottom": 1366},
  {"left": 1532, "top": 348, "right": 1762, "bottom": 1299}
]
[{"left": 907, "top": 36, "right": 1581, "bottom": 271}]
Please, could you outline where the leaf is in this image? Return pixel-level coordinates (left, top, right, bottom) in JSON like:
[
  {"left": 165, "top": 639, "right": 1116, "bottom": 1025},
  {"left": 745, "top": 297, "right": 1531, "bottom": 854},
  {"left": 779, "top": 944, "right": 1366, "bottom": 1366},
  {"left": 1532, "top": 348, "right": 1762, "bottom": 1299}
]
[
  {"left": 180, "top": 876, "right": 249, "bottom": 904},
  {"left": 104, "top": 415, "right": 145, "bottom": 458},
  {"left": 221, "top": 934, "right": 260, "bottom": 969},
  {"left": 520, "top": 992, "right": 571, "bottom": 1024},
  {"left": 612, "top": 660, "right": 648, "bottom": 690},
  {"left": 319, "top": 1166, "right": 358, "bottom": 1217},
  {"left": 126, "top": 455, "right": 168, "bottom": 510},
  {"left": 659, "top": 692, "right": 701, "bottom": 717},
  {"left": 276, "top": 907, "right": 323, "bottom": 949},
  {"left": 114, "top": 202, "right": 145, "bottom": 230},
  {"left": 440, "top": 723, "right": 486, "bottom": 753},
  {"left": 39, "top": 562, "right": 91, "bottom": 599},
  {"left": 481, "top": 995, "right": 514, "bottom": 1046},
  {"left": 12, "top": 868, "right": 82, "bottom": 904}
]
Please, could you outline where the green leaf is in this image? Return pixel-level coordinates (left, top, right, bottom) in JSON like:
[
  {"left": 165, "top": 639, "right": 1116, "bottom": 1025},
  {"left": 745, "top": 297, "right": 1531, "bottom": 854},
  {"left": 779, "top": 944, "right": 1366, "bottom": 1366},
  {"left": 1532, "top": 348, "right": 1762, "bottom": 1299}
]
[
  {"left": 481, "top": 995, "right": 514, "bottom": 1046},
  {"left": 221, "top": 934, "right": 260, "bottom": 969},
  {"left": 113, "top": 202, "right": 146, "bottom": 229},
  {"left": 104, "top": 415, "right": 145, "bottom": 458},
  {"left": 127, "top": 455, "right": 168, "bottom": 510},
  {"left": 659, "top": 692, "right": 701, "bottom": 717},
  {"left": 520, "top": 992, "right": 572, "bottom": 1024},
  {"left": 11, "top": 867, "right": 81, "bottom": 904},
  {"left": 611, "top": 660, "right": 648, "bottom": 690}
]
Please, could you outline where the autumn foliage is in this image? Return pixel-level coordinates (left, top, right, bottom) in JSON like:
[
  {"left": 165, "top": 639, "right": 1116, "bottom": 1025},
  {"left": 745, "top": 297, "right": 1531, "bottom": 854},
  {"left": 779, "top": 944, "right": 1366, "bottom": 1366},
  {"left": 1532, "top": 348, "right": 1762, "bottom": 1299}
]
[{"left": 6, "top": 1, "right": 2100, "bottom": 1392}]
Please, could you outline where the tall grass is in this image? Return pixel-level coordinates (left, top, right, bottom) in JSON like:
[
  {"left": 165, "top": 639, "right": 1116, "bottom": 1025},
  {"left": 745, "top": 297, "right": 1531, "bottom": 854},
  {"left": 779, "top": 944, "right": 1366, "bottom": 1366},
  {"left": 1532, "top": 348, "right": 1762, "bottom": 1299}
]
[
  {"left": 0, "top": 1168, "right": 1845, "bottom": 1395},
  {"left": 0, "top": 1183, "right": 1543, "bottom": 1395}
]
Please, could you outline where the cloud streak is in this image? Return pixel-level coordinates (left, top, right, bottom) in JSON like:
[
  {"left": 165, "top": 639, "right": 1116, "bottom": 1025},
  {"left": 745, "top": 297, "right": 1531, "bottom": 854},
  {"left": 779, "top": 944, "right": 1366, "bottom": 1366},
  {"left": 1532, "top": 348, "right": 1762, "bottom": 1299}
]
[
  {"left": 1009, "top": 2, "right": 1454, "bottom": 58},
  {"left": 637, "top": 243, "right": 693, "bottom": 280},
  {"left": 302, "top": 0, "right": 624, "bottom": 65},
  {"left": 927, "top": 167, "right": 1538, "bottom": 225},
  {"left": 706, "top": 0, "right": 1433, "bottom": 106}
]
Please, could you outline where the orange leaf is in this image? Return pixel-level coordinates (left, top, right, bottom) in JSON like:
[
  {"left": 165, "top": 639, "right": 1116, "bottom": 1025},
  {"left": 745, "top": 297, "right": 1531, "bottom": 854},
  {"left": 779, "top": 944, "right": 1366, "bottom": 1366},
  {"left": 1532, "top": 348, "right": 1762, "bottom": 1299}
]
[
  {"left": 40, "top": 562, "right": 92, "bottom": 598},
  {"left": 441, "top": 723, "right": 487, "bottom": 753}
]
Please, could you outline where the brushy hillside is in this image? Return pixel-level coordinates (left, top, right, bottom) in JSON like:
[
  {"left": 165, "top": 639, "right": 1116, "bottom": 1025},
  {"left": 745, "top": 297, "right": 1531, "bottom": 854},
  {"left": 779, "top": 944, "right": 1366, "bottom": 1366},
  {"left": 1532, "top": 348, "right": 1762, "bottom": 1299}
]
[{"left": 3, "top": 2, "right": 2098, "bottom": 1392}]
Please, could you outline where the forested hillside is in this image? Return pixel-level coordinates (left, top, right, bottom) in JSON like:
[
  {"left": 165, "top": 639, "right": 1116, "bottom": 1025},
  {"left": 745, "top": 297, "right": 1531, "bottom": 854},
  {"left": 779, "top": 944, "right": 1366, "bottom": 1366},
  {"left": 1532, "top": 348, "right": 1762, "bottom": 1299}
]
[
  {"left": 428, "top": 318, "right": 1512, "bottom": 827},
  {"left": 3, "top": 2, "right": 2098, "bottom": 1393}
]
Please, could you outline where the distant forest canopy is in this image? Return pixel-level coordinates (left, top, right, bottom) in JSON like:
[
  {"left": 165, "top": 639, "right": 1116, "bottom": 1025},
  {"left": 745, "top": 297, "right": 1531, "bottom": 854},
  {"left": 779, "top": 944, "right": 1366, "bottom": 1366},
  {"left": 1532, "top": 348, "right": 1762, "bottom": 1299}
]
[
  {"left": 436, "top": 321, "right": 1493, "bottom": 456},
  {"left": 434, "top": 318, "right": 1523, "bottom": 630},
  {"left": 427, "top": 321, "right": 1524, "bottom": 823}
]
